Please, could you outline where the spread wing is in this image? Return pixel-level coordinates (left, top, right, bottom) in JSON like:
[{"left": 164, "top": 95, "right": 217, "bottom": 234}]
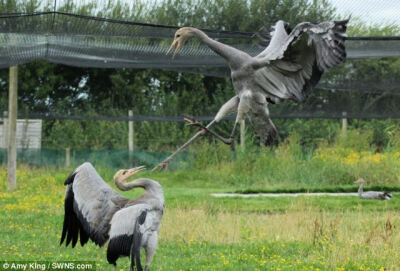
[
  {"left": 253, "top": 19, "right": 349, "bottom": 103},
  {"left": 60, "top": 162, "right": 129, "bottom": 248}
]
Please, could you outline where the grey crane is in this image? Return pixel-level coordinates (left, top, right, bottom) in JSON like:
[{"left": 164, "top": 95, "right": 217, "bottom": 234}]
[
  {"left": 153, "top": 18, "right": 349, "bottom": 170},
  {"left": 354, "top": 178, "right": 392, "bottom": 200},
  {"left": 60, "top": 162, "right": 165, "bottom": 271}
]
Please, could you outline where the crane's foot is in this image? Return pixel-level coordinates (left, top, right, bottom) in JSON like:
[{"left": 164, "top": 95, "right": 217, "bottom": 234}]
[
  {"left": 223, "top": 138, "right": 234, "bottom": 145},
  {"left": 151, "top": 160, "right": 170, "bottom": 172},
  {"left": 184, "top": 117, "right": 234, "bottom": 145},
  {"left": 184, "top": 116, "right": 235, "bottom": 145},
  {"left": 184, "top": 116, "right": 208, "bottom": 134}
]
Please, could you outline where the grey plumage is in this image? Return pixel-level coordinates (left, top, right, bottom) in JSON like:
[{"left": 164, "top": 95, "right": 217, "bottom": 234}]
[
  {"left": 171, "top": 19, "right": 348, "bottom": 144},
  {"left": 354, "top": 178, "right": 392, "bottom": 200},
  {"left": 60, "top": 162, "right": 165, "bottom": 271},
  {"left": 228, "top": 21, "right": 348, "bottom": 145},
  {"left": 154, "top": 18, "right": 349, "bottom": 170}
]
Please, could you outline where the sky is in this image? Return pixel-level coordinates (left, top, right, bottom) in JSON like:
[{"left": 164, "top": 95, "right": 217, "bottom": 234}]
[
  {"left": 329, "top": 0, "right": 400, "bottom": 25},
  {"left": 46, "top": 0, "right": 400, "bottom": 26}
]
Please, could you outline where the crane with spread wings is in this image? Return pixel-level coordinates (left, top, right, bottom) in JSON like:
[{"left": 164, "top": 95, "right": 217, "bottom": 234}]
[
  {"left": 60, "top": 163, "right": 165, "bottom": 271},
  {"left": 153, "top": 18, "right": 349, "bottom": 170}
]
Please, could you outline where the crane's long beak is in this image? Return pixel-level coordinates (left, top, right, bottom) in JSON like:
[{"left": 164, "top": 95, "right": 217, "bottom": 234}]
[
  {"left": 127, "top": 165, "right": 146, "bottom": 177},
  {"left": 166, "top": 39, "right": 182, "bottom": 59}
]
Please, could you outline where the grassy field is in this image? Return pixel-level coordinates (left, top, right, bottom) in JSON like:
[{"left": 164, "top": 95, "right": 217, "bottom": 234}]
[{"left": 0, "top": 163, "right": 400, "bottom": 271}]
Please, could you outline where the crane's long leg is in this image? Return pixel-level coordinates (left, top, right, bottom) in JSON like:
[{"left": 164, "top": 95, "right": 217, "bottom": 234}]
[
  {"left": 152, "top": 118, "right": 242, "bottom": 171},
  {"left": 152, "top": 96, "right": 240, "bottom": 171},
  {"left": 187, "top": 117, "right": 240, "bottom": 145},
  {"left": 144, "top": 233, "right": 158, "bottom": 271},
  {"left": 185, "top": 95, "right": 242, "bottom": 144},
  {"left": 185, "top": 117, "right": 234, "bottom": 144},
  {"left": 187, "top": 95, "right": 240, "bottom": 146},
  {"left": 151, "top": 120, "right": 217, "bottom": 171}
]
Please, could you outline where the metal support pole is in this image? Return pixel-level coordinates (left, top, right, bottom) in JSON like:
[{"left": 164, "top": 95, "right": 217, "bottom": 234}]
[
  {"left": 240, "top": 119, "right": 245, "bottom": 149},
  {"left": 128, "top": 110, "right": 134, "bottom": 161},
  {"left": 8, "top": 66, "right": 18, "bottom": 191},
  {"left": 341, "top": 111, "right": 347, "bottom": 137}
]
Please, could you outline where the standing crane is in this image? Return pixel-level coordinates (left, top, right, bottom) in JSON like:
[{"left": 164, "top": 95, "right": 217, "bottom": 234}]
[
  {"left": 354, "top": 178, "right": 392, "bottom": 200},
  {"left": 153, "top": 18, "right": 349, "bottom": 170},
  {"left": 60, "top": 162, "right": 165, "bottom": 271}
]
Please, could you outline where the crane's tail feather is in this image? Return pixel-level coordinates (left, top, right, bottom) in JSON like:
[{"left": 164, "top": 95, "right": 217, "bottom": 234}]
[
  {"left": 247, "top": 111, "right": 279, "bottom": 146},
  {"left": 384, "top": 192, "right": 392, "bottom": 200},
  {"left": 107, "top": 235, "right": 133, "bottom": 266},
  {"left": 263, "top": 118, "right": 279, "bottom": 146},
  {"left": 130, "top": 210, "right": 147, "bottom": 271}
]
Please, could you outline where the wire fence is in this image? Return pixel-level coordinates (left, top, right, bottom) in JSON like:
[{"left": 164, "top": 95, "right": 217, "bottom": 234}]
[{"left": 0, "top": 147, "right": 188, "bottom": 169}]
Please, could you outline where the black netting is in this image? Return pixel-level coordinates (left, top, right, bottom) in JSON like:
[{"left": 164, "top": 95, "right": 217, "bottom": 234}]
[
  {"left": 0, "top": 12, "right": 399, "bottom": 77},
  {"left": 11, "top": 91, "right": 400, "bottom": 121},
  {"left": 0, "top": 11, "right": 399, "bottom": 119}
]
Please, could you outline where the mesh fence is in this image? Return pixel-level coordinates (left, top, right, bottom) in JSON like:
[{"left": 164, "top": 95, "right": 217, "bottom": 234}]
[
  {"left": 0, "top": 147, "right": 188, "bottom": 169},
  {"left": 9, "top": 86, "right": 400, "bottom": 120},
  {"left": 0, "top": 11, "right": 399, "bottom": 77},
  {"left": 0, "top": 12, "right": 399, "bottom": 119}
]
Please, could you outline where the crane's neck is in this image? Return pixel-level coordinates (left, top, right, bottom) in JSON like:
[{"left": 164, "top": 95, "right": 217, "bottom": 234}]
[
  {"left": 358, "top": 182, "right": 364, "bottom": 195},
  {"left": 114, "top": 178, "right": 165, "bottom": 211},
  {"left": 115, "top": 178, "right": 164, "bottom": 201},
  {"left": 115, "top": 177, "right": 141, "bottom": 191},
  {"left": 191, "top": 28, "right": 248, "bottom": 68}
]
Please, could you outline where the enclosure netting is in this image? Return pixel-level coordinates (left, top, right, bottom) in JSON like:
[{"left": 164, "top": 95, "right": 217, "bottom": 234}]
[
  {"left": 0, "top": 12, "right": 399, "bottom": 73},
  {"left": 0, "top": 148, "right": 187, "bottom": 169},
  {"left": 0, "top": 11, "right": 400, "bottom": 168},
  {"left": 0, "top": 11, "right": 400, "bottom": 119}
]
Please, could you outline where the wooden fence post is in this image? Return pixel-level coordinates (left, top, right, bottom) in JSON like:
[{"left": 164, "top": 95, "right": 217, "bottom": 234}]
[
  {"left": 3, "top": 111, "right": 8, "bottom": 148},
  {"left": 128, "top": 110, "right": 134, "bottom": 161},
  {"left": 8, "top": 66, "right": 18, "bottom": 191},
  {"left": 65, "top": 147, "right": 70, "bottom": 167},
  {"left": 342, "top": 111, "right": 347, "bottom": 137}
]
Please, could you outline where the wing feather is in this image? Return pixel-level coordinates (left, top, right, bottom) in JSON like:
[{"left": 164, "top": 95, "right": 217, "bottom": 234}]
[
  {"left": 253, "top": 19, "right": 348, "bottom": 103},
  {"left": 60, "top": 162, "right": 129, "bottom": 247}
]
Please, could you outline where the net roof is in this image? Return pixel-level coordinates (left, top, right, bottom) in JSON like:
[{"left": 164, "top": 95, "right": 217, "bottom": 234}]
[
  {"left": 0, "top": 11, "right": 399, "bottom": 77},
  {"left": 1, "top": 11, "right": 399, "bottom": 120}
]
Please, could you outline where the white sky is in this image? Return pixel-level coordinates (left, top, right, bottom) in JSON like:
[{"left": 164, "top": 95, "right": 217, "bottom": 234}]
[
  {"left": 49, "top": 0, "right": 400, "bottom": 26},
  {"left": 329, "top": 0, "right": 400, "bottom": 25}
]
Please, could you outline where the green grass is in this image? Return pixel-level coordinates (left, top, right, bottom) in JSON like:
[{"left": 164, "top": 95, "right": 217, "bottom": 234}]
[{"left": 1, "top": 166, "right": 400, "bottom": 271}]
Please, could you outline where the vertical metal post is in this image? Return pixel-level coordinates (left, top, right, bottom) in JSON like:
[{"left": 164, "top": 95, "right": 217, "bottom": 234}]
[
  {"left": 65, "top": 147, "right": 70, "bottom": 167},
  {"left": 128, "top": 110, "right": 134, "bottom": 161},
  {"left": 342, "top": 111, "right": 347, "bottom": 137},
  {"left": 8, "top": 66, "right": 18, "bottom": 191},
  {"left": 240, "top": 119, "right": 245, "bottom": 149}
]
